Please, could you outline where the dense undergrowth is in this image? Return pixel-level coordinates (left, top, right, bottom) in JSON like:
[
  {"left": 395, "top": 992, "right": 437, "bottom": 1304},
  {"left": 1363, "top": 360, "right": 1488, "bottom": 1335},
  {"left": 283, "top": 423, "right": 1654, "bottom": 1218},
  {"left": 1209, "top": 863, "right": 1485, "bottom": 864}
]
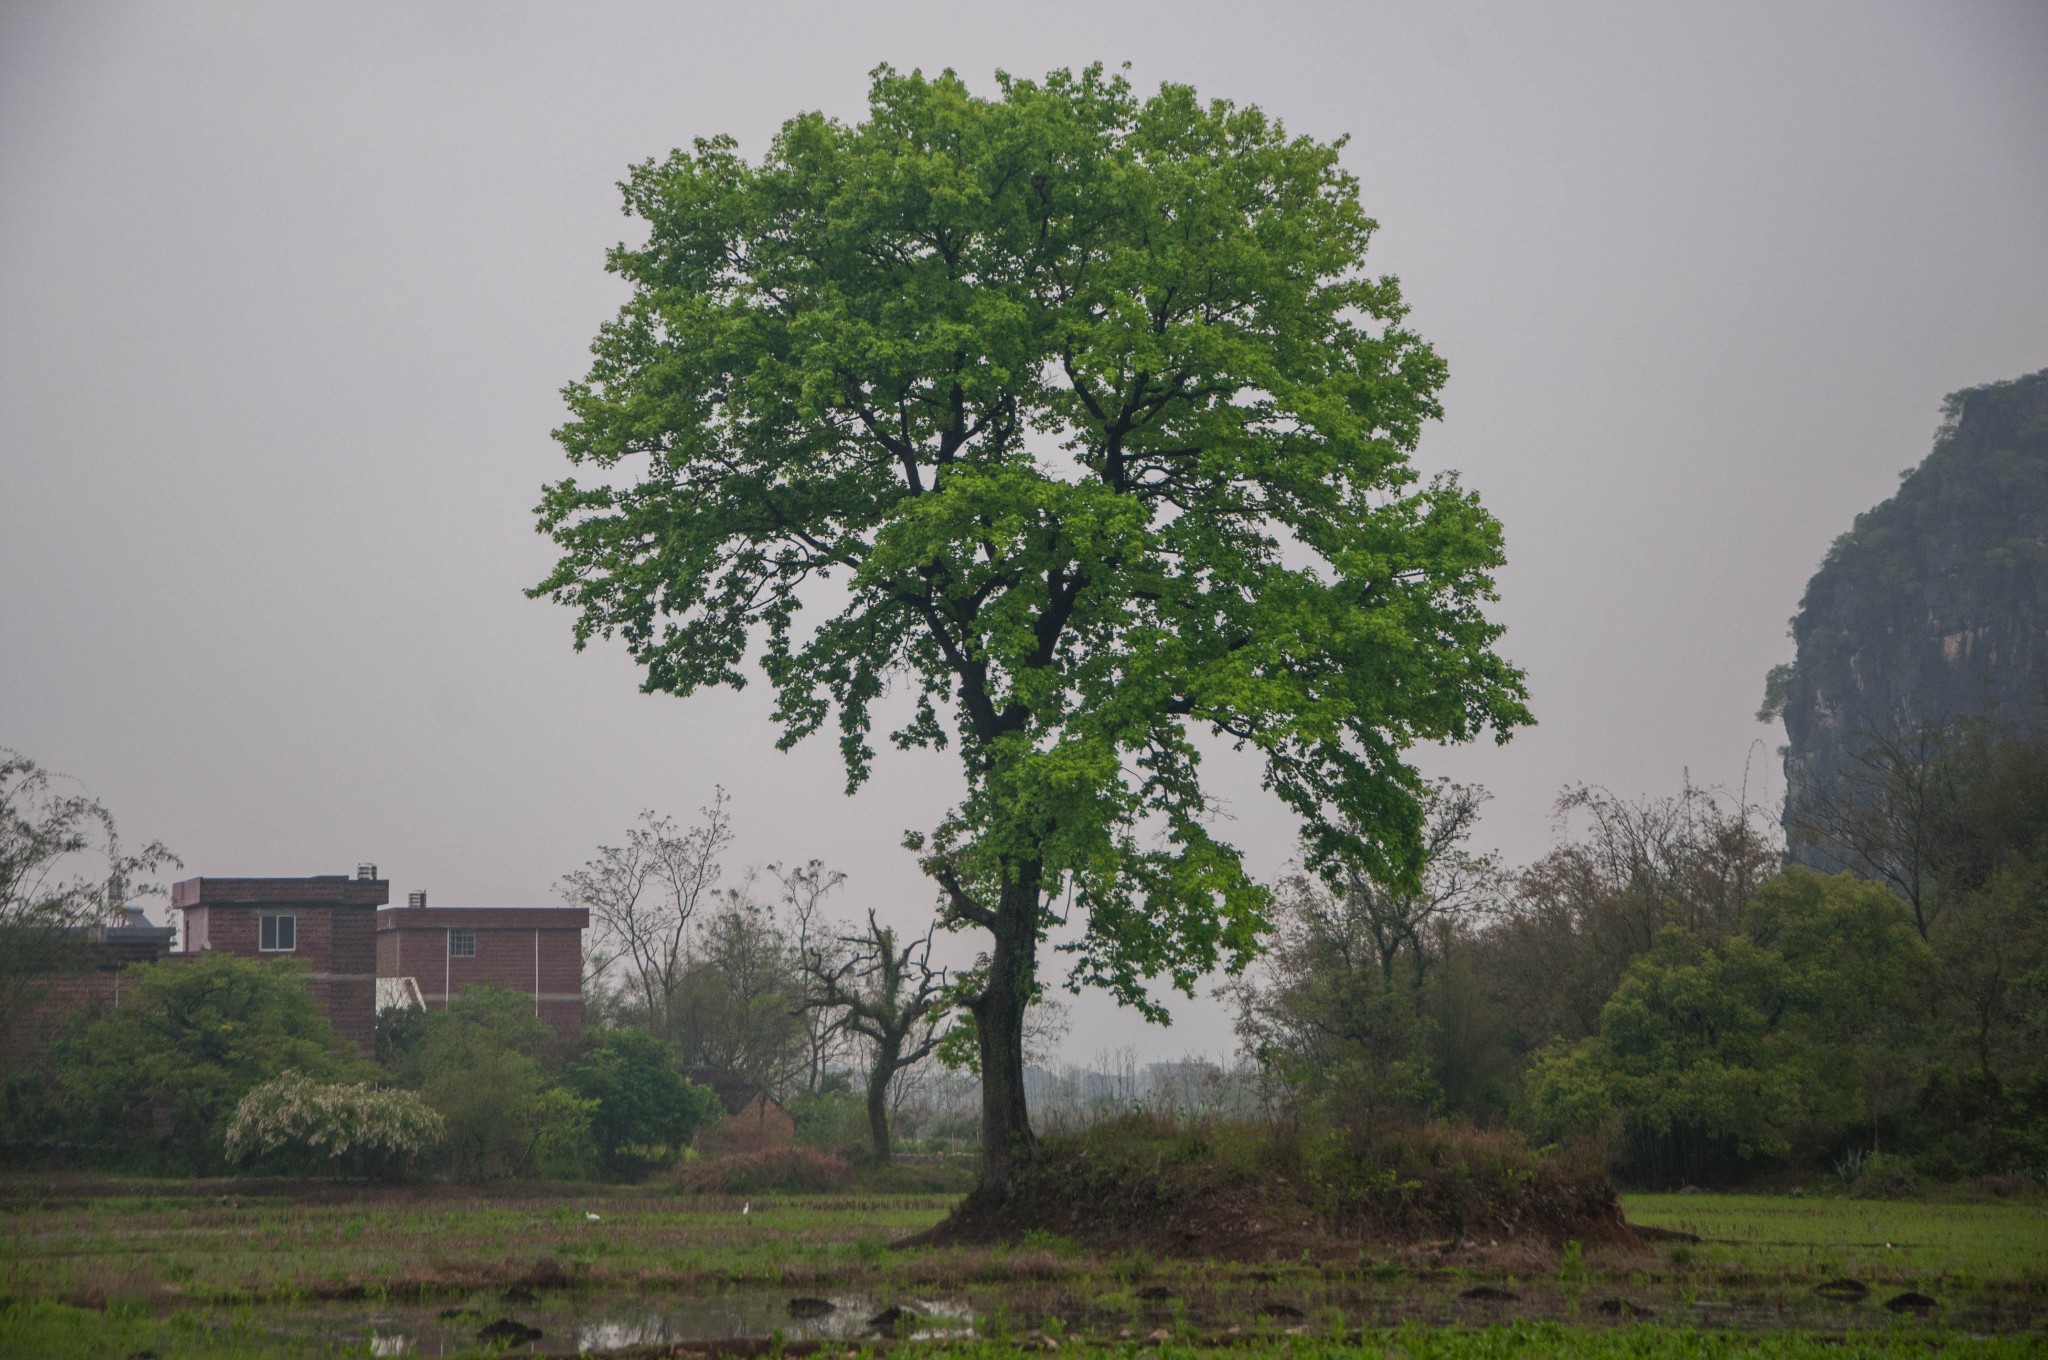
[{"left": 924, "top": 1115, "right": 1626, "bottom": 1258}]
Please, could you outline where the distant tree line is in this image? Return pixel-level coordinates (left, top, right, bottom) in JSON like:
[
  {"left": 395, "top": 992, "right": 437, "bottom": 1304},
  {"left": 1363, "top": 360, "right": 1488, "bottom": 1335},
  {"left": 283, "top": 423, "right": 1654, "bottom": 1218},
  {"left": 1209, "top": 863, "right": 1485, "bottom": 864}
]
[
  {"left": 1232, "top": 718, "right": 2048, "bottom": 1189},
  {"left": 7, "top": 720, "right": 2042, "bottom": 1191}
]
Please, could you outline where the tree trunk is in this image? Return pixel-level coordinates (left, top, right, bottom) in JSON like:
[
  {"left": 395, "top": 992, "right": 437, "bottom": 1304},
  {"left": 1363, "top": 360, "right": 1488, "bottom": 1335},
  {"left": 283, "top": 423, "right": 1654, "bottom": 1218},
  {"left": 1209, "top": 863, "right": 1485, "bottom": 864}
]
[
  {"left": 866, "top": 1034, "right": 899, "bottom": 1162},
  {"left": 973, "top": 870, "right": 1040, "bottom": 1198}
]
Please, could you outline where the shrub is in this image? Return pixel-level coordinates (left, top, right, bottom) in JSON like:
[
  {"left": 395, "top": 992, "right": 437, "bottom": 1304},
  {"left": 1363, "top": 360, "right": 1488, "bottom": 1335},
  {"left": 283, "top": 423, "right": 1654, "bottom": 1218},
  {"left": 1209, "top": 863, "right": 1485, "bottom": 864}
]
[
  {"left": 1528, "top": 871, "right": 1931, "bottom": 1187},
  {"left": 419, "top": 1039, "right": 553, "bottom": 1181},
  {"left": 397, "top": 986, "right": 584, "bottom": 1181},
  {"left": 386, "top": 986, "right": 558, "bottom": 1086},
  {"left": 787, "top": 1087, "right": 868, "bottom": 1159},
  {"left": 225, "top": 1071, "right": 443, "bottom": 1179},
  {"left": 1852, "top": 1151, "right": 1921, "bottom": 1200},
  {"left": 925, "top": 1113, "right": 1626, "bottom": 1256},
  {"left": 562, "top": 1029, "right": 722, "bottom": 1180},
  {"left": 531, "top": 1087, "right": 602, "bottom": 1180},
  {"left": 50, "top": 953, "right": 350, "bottom": 1172}
]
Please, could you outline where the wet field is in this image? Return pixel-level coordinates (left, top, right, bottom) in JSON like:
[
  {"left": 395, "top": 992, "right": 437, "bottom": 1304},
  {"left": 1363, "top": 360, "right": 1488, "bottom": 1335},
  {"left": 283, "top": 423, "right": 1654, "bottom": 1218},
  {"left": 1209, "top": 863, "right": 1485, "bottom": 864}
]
[{"left": 2, "top": 1180, "right": 2041, "bottom": 1356}]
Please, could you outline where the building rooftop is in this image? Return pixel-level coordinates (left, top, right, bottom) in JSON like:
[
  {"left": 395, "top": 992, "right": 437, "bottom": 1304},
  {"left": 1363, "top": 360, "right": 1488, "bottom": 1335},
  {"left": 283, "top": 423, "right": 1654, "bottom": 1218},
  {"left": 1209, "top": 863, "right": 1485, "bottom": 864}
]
[{"left": 171, "top": 875, "right": 389, "bottom": 908}]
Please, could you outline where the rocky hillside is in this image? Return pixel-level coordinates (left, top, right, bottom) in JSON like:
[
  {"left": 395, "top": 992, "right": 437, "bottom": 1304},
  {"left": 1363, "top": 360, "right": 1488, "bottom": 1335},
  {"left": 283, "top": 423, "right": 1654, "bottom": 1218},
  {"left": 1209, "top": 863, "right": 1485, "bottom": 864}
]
[{"left": 1765, "top": 369, "right": 2048, "bottom": 866}]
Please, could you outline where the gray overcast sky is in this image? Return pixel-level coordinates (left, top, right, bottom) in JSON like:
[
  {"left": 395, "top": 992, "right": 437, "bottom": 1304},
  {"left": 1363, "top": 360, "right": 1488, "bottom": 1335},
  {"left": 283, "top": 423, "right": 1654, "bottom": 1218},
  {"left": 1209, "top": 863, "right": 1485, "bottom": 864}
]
[{"left": 4, "top": 1, "right": 2045, "bottom": 1063}]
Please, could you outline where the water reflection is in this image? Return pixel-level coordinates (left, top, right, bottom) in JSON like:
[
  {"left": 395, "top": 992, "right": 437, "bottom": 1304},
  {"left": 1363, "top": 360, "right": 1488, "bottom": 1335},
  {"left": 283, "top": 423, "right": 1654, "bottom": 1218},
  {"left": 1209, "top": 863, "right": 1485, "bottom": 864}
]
[
  {"left": 334, "top": 1292, "right": 975, "bottom": 1357},
  {"left": 575, "top": 1295, "right": 972, "bottom": 1351},
  {"left": 236, "top": 1279, "right": 2039, "bottom": 1358}
]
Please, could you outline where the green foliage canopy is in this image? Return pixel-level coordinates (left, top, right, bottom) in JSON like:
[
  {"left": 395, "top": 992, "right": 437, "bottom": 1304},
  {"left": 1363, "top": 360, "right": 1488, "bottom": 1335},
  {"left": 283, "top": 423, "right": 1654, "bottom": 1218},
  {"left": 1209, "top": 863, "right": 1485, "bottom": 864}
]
[
  {"left": 54, "top": 953, "right": 351, "bottom": 1171},
  {"left": 564, "top": 1028, "right": 722, "bottom": 1178},
  {"left": 532, "top": 64, "right": 1530, "bottom": 1166},
  {"left": 392, "top": 987, "right": 588, "bottom": 1180},
  {"left": 1529, "top": 870, "right": 1929, "bottom": 1181}
]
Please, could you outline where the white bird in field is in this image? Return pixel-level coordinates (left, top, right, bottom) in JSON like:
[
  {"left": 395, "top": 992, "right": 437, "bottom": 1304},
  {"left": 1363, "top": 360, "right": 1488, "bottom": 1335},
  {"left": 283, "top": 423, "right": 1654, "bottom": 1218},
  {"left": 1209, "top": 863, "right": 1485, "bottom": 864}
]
[
  {"left": 585, "top": 1212, "right": 600, "bottom": 1222},
  {"left": 742, "top": 1202, "right": 750, "bottom": 1216}
]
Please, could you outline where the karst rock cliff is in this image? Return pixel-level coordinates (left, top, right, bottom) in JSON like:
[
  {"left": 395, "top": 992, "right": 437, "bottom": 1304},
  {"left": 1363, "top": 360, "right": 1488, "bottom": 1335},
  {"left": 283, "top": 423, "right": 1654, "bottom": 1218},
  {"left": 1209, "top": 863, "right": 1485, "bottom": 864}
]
[{"left": 1767, "top": 369, "right": 2048, "bottom": 867}]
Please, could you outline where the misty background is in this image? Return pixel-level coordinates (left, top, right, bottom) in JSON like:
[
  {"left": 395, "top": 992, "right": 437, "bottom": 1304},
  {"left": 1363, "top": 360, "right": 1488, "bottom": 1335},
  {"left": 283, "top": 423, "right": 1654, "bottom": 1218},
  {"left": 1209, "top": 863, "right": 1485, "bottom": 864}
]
[{"left": 4, "top": 1, "right": 2045, "bottom": 1064}]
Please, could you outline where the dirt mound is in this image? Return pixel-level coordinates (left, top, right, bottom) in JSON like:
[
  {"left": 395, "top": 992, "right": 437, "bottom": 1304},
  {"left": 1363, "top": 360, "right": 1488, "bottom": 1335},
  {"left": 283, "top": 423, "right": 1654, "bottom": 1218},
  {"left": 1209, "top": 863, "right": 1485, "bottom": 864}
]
[{"left": 914, "top": 1116, "right": 1630, "bottom": 1261}]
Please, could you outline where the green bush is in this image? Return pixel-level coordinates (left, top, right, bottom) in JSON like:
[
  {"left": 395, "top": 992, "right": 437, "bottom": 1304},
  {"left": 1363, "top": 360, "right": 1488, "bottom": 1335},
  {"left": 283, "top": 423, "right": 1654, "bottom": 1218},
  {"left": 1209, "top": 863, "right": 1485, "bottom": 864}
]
[
  {"left": 1851, "top": 1152, "right": 1921, "bottom": 1200},
  {"left": 1528, "top": 870, "right": 1929, "bottom": 1187},
  {"left": 225, "top": 1070, "right": 443, "bottom": 1179},
  {"left": 385, "top": 986, "right": 557, "bottom": 1086},
  {"left": 531, "top": 1087, "right": 602, "bottom": 1180},
  {"left": 787, "top": 1085, "right": 869, "bottom": 1158},
  {"left": 50, "top": 953, "right": 354, "bottom": 1172},
  {"left": 562, "top": 1028, "right": 721, "bottom": 1179},
  {"left": 400, "top": 988, "right": 580, "bottom": 1180}
]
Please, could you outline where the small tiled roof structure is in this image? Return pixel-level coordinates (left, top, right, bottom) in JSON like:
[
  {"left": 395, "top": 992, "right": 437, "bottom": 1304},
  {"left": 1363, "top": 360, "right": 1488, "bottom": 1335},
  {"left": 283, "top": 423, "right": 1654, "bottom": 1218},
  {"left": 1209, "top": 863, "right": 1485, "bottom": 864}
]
[
  {"left": 683, "top": 1068, "right": 772, "bottom": 1116},
  {"left": 683, "top": 1068, "right": 795, "bottom": 1154}
]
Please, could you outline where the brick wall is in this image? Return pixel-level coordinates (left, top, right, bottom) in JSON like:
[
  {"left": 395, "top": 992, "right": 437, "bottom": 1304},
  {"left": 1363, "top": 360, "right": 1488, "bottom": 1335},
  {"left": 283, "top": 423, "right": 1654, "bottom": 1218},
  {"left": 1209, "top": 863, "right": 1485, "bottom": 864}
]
[
  {"left": 376, "top": 906, "right": 588, "bottom": 1040},
  {"left": 172, "top": 877, "right": 386, "bottom": 1055},
  {"left": 0, "top": 938, "right": 176, "bottom": 1072}
]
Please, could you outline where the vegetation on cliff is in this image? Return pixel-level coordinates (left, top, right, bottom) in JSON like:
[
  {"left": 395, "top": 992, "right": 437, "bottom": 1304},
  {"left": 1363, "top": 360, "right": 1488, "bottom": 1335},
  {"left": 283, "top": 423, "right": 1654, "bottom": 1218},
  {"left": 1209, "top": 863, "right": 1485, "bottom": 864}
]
[{"left": 1763, "top": 368, "right": 2048, "bottom": 867}]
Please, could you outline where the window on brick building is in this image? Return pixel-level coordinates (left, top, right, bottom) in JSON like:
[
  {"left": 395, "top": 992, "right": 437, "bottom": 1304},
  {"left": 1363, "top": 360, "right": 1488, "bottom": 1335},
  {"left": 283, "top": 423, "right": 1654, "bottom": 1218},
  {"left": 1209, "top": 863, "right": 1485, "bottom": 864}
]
[
  {"left": 448, "top": 928, "right": 476, "bottom": 958},
  {"left": 259, "top": 914, "right": 296, "bottom": 952}
]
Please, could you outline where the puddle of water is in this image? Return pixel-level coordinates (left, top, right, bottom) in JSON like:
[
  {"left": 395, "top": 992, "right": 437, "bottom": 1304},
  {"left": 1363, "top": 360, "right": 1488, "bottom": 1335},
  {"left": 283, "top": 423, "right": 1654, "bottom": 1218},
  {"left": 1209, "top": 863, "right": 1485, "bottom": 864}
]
[
  {"left": 300, "top": 1291, "right": 973, "bottom": 1357},
  {"left": 189, "top": 1279, "right": 2045, "bottom": 1356},
  {"left": 569, "top": 1294, "right": 972, "bottom": 1352}
]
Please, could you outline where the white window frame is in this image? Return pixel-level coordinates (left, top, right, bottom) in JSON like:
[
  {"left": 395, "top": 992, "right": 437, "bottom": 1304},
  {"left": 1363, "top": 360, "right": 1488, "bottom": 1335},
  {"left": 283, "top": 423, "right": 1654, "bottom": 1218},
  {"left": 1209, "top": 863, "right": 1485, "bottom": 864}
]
[
  {"left": 259, "top": 913, "right": 296, "bottom": 952},
  {"left": 448, "top": 927, "right": 476, "bottom": 958}
]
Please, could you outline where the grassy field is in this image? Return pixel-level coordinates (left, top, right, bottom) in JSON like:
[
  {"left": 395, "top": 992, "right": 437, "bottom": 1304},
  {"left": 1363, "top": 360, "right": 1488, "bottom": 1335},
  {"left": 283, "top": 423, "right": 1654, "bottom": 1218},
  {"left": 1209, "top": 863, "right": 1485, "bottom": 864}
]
[
  {"left": 1, "top": 1186, "right": 959, "bottom": 1303},
  {"left": 1622, "top": 1193, "right": 2048, "bottom": 1286},
  {"left": 1, "top": 1178, "right": 2041, "bottom": 1357}
]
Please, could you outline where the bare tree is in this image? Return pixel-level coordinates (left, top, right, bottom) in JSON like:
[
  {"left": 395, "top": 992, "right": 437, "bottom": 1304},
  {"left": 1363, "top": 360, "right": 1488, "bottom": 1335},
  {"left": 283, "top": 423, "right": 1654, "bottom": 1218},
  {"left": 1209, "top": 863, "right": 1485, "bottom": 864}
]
[
  {"left": 1787, "top": 720, "right": 1952, "bottom": 939},
  {"left": 799, "top": 907, "right": 950, "bottom": 1161},
  {"left": 559, "top": 791, "right": 733, "bottom": 1032},
  {"left": 1335, "top": 781, "right": 1500, "bottom": 990},
  {"left": 1227, "top": 781, "right": 1502, "bottom": 1120},
  {"left": 774, "top": 858, "right": 852, "bottom": 1094},
  {"left": 1, "top": 750, "right": 179, "bottom": 1056}
]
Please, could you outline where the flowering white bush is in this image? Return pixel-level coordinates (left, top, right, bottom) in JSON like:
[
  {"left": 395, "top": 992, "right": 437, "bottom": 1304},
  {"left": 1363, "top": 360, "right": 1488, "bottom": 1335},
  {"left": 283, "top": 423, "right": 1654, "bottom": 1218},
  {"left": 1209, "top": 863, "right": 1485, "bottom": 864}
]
[{"left": 226, "top": 1070, "right": 444, "bottom": 1177}]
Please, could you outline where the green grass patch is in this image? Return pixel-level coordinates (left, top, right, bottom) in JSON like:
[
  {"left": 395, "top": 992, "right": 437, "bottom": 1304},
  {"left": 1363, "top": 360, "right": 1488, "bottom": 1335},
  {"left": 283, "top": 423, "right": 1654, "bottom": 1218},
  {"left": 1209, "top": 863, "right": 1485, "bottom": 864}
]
[
  {"left": 0, "top": 1179, "right": 958, "bottom": 1304},
  {"left": 1623, "top": 1193, "right": 2048, "bottom": 1284}
]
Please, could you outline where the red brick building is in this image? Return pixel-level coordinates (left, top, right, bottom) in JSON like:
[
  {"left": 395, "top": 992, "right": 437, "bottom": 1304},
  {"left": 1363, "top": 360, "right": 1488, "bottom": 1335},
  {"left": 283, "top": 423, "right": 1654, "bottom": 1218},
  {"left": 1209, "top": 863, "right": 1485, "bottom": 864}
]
[
  {"left": 0, "top": 910, "right": 176, "bottom": 1071},
  {"left": 170, "top": 870, "right": 386, "bottom": 1053},
  {"left": 375, "top": 902, "right": 588, "bottom": 1040}
]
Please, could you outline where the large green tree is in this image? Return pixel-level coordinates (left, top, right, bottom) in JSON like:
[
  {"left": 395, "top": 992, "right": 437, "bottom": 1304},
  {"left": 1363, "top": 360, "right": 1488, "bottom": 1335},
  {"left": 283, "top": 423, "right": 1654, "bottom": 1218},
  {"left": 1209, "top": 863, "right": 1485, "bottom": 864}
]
[
  {"left": 1528, "top": 870, "right": 1930, "bottom": 1185},
  {"left": 53, "top": 953, "right": 351, "bottom": 1172},
  {"left": 533, "top": 65, "right": 1530, "bottom": 1195}
]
